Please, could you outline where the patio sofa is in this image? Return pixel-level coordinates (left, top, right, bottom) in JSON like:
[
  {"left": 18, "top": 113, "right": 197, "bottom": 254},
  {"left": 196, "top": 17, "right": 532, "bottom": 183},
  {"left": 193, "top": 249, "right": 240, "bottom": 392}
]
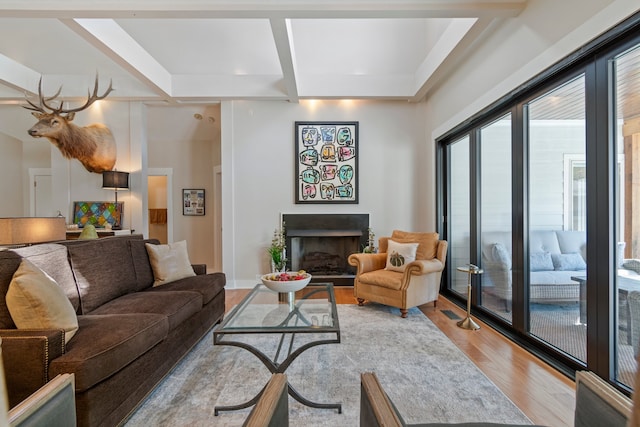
[
  {"left": 481, "top": 230, "right": 586, "bottom": 305},
  {"left": 0, "top": 234, "right": 226, "bottom": 426}
]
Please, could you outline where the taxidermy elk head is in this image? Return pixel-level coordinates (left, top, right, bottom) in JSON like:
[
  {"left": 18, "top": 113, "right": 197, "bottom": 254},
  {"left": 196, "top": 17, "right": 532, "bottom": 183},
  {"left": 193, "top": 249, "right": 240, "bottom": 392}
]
[{"left": 23, "top": 75, "right": 116, "bottom": 173}]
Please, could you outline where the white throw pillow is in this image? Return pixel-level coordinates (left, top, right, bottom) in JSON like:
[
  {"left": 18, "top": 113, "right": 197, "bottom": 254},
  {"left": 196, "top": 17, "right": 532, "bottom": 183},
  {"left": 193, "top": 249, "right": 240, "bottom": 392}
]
[
  {"left": 6, "top": 259, "right": 79, "bottom": 344},
  {"left": 145, "top": 240, "right": 196, "bottom": 287},
  {"left": 385, "top": 240, "right": 419, "bottom": 272}
]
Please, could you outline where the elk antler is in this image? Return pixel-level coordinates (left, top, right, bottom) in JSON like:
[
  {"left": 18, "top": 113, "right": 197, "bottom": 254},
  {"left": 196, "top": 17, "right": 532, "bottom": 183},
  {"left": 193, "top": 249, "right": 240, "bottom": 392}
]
[{"left": 23, "top": 74, "right": 113, "bottom": 115}]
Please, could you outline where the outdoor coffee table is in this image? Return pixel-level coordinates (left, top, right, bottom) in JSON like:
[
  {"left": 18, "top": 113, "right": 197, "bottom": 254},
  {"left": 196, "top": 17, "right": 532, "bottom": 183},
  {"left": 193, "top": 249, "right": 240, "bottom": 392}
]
[{"left": 213, "top": 282, "right": 341, "bottom": 415}]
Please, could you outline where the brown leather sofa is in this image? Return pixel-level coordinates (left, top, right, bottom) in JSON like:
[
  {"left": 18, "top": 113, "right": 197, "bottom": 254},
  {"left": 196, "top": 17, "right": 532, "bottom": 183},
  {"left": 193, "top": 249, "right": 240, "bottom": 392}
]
[{"left": 0, "top": 235, "right": 226, "bottom": 427}]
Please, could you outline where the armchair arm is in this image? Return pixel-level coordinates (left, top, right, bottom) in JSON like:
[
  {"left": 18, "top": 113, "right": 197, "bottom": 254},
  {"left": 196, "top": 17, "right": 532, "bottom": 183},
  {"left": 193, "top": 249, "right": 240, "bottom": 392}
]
[
  {"left": 348, "top": 253, "right": 387, "bottom": 275},
  {"left": 1, "top": 329, "right": 65, "bottom": 408},
  {"left": 243, "top": 373, "right": 289, "bottom": 427},
  {"left": 360, "top": 372, "right": 403, "bottom": 427},
  {"left": 404, "top": 259, "right": 444, "bottom": 276}
]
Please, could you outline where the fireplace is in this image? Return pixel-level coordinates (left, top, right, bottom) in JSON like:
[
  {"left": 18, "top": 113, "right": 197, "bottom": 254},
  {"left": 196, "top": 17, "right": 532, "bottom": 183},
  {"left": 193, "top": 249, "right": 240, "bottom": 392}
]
[{"left": 283, "top": 214, "right": 369, "bottom": 286}]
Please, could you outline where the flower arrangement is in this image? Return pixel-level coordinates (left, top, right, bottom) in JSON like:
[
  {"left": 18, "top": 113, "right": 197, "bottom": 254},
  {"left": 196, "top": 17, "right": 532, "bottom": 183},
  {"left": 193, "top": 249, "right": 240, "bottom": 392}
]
[
  {"left": 267, "top": 222, "right": 287, "bottom": 272},
  {"left": 362, "top": 227, "right": 376, "bottom": 253}
]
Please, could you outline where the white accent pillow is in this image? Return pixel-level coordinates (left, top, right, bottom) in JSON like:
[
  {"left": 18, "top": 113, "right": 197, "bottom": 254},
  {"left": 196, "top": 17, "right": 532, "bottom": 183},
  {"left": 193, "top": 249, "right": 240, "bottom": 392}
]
[
  {"left": 145, "top": 240, "right": 196, "bottom": 287},
  {"left": 6, "top": 259, "right": 79, "bottom": 344},
  {"left": 385, "top": 240, "right": 419, "bottom": 272}
]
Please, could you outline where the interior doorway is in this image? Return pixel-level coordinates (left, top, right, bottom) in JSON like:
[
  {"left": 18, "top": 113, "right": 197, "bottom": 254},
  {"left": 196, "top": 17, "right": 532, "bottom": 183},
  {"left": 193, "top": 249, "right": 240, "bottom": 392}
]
[
  {"left": 148, "top": 168, "right": 173, "bottom": 243},
  {"left": 29, "top": 168, "right": 53, "bottom": 217}
]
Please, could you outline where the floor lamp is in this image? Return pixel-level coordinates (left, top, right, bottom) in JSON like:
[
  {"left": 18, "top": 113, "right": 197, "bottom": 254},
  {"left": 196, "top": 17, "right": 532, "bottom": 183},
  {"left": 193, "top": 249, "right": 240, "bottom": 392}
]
[
  {"left": 456, "top": 264, "right": 483, "bottom": 330},
  {"left": 102, "top": 171, "right": 129, "bottom": 230}
]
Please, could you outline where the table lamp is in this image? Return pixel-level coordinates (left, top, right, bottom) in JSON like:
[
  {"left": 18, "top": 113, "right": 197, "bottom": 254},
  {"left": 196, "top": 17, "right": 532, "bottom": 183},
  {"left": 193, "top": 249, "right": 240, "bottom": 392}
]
[
  {"left": 0, "top": 217, "right": 66, "bottom": 247},
  {"left": 102, "top": 170, "right": 129, "bottom": 230}
]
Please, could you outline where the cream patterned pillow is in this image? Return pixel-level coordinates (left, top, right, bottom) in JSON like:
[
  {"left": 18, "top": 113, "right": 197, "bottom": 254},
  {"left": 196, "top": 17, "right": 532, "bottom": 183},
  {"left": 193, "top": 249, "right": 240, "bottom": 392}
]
[
  {"left": 385, "top": 240, "right": 419, "bottom": 272},
  {"left": 6, "top": 259, "right": 79, "bottom": 344},
  {"left": 145, "top": 240, "right": 196, "bottom": 287}
]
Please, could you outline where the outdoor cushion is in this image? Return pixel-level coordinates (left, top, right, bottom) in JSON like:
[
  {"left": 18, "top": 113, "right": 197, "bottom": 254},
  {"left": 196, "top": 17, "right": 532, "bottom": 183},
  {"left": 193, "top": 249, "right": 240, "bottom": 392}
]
[
  {"left": 49, "top": 313, "right": 169, "bottom": 392},
  {"left": 530, "top": 252, "right": 554, "bottom": 272},
  {"left": 67, "top": 238, "right": 138, "bottom": 313},
  {"left": 88, "top": 291, "right": 203, "bottom": 331},
  {"left": 552, "top": 253, "right": 586, "bottom": 271},
  {"left": 529, "top": 231, "right": 562, "bottom": 255},
  {"left": 144, "top": 272, "right": 225, "bottom": 305},
  {"left": 492, "top": 243, "right": 511, "bottom": 268}
]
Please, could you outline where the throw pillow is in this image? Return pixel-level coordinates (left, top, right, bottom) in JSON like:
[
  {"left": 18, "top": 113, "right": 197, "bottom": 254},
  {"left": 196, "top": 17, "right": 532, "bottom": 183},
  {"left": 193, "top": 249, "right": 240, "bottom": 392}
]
[
  {"left": 145, "top": 240, "right": 196, "bottom": 287},
  {"left": 385, "top": 240, "right": 419, "bottom": 273},
  {"left": 492, "top": 243, "right": 511, "bottom": 269},
  {"left": 551, "top": 253, "right": 587, "bottom": 271},
  {"left": 623, "top": 259, "right": 640, "bottom": 274},
  {"left": 6, "top": 259, "right": 78, "bottom": 344},
  {"left": 530, "top": 252, "right": 554, "bottom": 272}
]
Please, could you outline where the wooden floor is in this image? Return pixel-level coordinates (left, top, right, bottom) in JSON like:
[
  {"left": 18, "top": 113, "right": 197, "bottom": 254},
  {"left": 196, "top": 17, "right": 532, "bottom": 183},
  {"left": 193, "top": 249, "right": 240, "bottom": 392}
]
[{"left": 224, "top": 287, "right": 576, "bottom": 426}]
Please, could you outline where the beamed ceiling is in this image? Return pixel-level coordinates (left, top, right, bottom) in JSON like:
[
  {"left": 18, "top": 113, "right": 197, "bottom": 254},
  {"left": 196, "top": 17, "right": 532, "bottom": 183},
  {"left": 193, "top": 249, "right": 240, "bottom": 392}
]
[{"left": 0, "top": 1, "right": 527, "bottom": 106}]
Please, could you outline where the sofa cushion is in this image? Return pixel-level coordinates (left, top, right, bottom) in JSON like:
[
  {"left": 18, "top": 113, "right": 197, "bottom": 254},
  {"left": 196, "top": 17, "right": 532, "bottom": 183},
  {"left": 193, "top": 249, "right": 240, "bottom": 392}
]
[
  {"left": 49, "top": 313, "right": 169, "bottom": 392},
  {"left": 144, "top": 272, "right": 225, "bottom": 305},
  {"left": 359, "top": 270, "right": 403, "bottom": 291},
  {"left": 556, "top": 230, "right": 587, "bottom": 261},
  {"left": 530, "top": 252, "right": 554, "bottom": 272},
  {"left": 390, "top": 231, "right": 439, "bottom": 260},
  {"left": 88, "top": 291, "right": 203, "bottom": 331},
  {"left": 129, "top": 239, "right": 160, "bottom": 291},
  {"left": 145, "top": 241, "right": 196, "bottom": 287},
  {"left": 552, "top": 253, "right": 587, "bottom": 271},
  {"left": 385, "top": 240, "right": 418, "bottom": 272},
  {"left": 7, "top": 259, "right": 79, "bottom": 344},
  {"left": 12, "top": 244, "right": 80, "bottom": 312},
  {"left": 67, "top": 238, "right": 138, "bottom": 314},
  {"left": 492, "top": 243, "right": 511, "bottom": 269}
]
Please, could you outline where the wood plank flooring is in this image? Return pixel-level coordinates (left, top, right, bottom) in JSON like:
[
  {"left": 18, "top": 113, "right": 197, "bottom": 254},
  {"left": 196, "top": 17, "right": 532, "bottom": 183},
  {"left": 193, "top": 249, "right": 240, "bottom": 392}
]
[{"left": 224, "top": 287, "right": 575, "bottom": 426}]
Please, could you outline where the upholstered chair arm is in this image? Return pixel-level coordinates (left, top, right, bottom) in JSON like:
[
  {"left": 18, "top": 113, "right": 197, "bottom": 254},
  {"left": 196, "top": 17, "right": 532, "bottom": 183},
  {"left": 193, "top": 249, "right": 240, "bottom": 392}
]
[
  {"left": 436, "top": 240, "right": 448, "bottom": 264},
  {"left": 404, "top": 259, "right": 444, "bottom": 276},
  {"left": 0, "top": 329, "right": 66, "bottom": 408},
  {"left": 348, "top": 253, "right": 387, "bottom": 274}
]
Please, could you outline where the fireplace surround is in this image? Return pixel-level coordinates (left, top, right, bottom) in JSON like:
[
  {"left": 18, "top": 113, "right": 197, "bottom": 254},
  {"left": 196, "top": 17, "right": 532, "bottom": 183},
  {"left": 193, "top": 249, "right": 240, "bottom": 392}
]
[{"left": 282, "top": 213, "right": 369, "bottom": 286}]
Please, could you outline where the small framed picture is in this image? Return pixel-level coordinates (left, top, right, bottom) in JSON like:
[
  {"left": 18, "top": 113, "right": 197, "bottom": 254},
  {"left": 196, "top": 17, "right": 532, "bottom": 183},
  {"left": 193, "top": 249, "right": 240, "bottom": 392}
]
[{"left": 183, "top": 189, "right": 205, "bottom": 216}]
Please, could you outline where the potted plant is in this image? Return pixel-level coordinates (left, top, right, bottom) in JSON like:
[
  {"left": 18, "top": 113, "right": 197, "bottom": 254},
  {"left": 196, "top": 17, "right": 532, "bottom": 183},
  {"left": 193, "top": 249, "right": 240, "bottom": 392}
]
[{"left": 267, "top": 225, "right": 287, "bottom": 272}]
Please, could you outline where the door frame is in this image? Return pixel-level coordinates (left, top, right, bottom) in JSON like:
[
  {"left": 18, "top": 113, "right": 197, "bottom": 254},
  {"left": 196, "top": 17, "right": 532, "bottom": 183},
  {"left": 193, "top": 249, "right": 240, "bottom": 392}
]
[
  {"left": 148, "top": 168, "right": 174, "bottom": 243},
  {"left": 28, "top": 168, "right": 51, "bottom": 217}
]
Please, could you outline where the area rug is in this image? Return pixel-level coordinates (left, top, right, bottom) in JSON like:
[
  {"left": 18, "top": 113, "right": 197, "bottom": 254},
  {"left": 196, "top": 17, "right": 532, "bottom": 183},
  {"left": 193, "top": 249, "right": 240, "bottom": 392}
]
[{"left": 124, "top": 304, "right": 532, "bottom": 426}]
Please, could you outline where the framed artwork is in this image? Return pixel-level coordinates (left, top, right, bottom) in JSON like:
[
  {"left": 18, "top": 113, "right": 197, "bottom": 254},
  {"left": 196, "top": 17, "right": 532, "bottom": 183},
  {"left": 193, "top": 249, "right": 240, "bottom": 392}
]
[
  {"left": 295, "top": 121, "right": 358, "bottom": 204},
  {"left": 183, "top": 189, "right": 205, "bottom": 216},
  {"left": 73, "top": 201, "right": 123, "bottom": 228}
]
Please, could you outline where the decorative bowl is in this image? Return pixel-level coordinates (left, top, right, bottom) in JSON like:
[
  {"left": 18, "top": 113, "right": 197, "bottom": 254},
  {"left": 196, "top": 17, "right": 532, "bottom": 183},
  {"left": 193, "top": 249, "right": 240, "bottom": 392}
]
[{"left": 261, "top": 272, "right": 312, "bottom": 293}]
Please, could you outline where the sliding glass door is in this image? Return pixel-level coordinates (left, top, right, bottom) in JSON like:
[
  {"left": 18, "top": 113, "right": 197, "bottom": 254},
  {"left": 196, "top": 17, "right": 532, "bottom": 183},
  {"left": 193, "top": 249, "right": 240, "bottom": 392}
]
[
  {"left": 527, "top": 75, "right": 587, "bottom": 363},
  {"left": 449, "top": 136, "right": 471, "bottom": 295}
]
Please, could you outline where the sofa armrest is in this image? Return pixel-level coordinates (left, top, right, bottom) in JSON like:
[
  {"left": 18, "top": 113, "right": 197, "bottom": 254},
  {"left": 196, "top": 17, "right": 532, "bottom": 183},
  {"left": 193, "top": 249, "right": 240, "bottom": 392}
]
[
  {"left": 360, "top": 372, "right": 403, "bottom": 427},
  {"left": 348, "top": 253, "right": 387, "bottom": 274},
  {"left": 242, "top": 373, "right": 289, "bottom": 427},
  {"left": 0, "top": 329, "right": 65, "bottom": 408},
  {"left": 191, "top": 264, "right": 207, "bottom": 275},
  {"left": 8, "top": 373, "right": 76, "bottom": 427}
]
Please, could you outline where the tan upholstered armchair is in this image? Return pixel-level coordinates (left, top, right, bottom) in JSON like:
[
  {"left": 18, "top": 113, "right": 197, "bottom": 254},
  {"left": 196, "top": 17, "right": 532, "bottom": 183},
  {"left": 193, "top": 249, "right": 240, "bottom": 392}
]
[{"left": 348, "top": 230, "right": 448, "bottom": 318}]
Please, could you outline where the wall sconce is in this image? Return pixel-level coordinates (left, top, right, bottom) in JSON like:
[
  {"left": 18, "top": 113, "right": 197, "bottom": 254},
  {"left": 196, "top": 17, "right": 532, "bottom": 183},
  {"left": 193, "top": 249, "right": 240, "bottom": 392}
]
[
  {"left": 102, "top": 171, "right": 129, "bottom": 230},
  {"left": 0, "top": 217, "right": 66, "bottom": 247}
]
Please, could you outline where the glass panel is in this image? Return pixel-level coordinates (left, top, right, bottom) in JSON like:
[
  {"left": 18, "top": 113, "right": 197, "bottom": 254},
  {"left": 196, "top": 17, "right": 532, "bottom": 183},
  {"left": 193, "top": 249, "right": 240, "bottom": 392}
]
[
  {"left": 450, "top": 136, "right": 471, "bottom": 295},
  {"left": 614, "top": 44, "right": 640, "bottom": 387},
  {"left": 479, "top": 114, "right": 513, "bottom": 322},
  {"left": 527, "top": 75, "right": 587, "bottom": 362}
]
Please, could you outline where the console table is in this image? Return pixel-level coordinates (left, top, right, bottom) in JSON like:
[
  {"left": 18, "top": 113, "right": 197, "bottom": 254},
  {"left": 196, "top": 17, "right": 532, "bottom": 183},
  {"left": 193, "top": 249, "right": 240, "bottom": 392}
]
[{"left": 65, "top": 229, "right": 132, "bottom": 240}]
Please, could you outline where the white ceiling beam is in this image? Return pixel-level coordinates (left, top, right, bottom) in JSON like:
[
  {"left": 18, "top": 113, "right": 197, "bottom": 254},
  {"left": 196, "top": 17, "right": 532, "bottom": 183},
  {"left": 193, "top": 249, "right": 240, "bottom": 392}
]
[
  {"left": 172, "top": 75, "right": 289, "bottom": 99},
  {"left": 61, "top": 18, "right": 173, "bottom": 101},
  {"left": 298, "top": 74, "right": 415, "bottom": 99},
  {"left": 412, "top": 16, "right": 497, "bottom": 101},
  {"left": 270, "top": 18, "right": 299, "bottom": 103},
  {"left": 0, "top": 54, "right": 42, "bottom": 96},
  {"left": 412, "top": 18, "right": 477, "bottom": 98},
  {"left": 0, "top": 1, "right": 526, "bottom": 19}
]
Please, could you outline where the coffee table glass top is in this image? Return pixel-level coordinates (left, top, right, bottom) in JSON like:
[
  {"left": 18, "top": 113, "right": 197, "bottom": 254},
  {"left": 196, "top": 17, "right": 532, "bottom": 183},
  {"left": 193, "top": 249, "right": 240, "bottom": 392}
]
[{"left": 217, "top": 282, "right": 339, "bottom": 333}]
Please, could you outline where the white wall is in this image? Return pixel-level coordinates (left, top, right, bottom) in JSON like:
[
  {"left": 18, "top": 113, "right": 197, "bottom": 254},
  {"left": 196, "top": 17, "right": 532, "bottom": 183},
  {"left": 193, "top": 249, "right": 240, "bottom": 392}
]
[
  {"left": 0, "top": 132, "right": 23, "bottom": 217},
  {"left": 221, "top": 99, "right": 430, "bottom": 288}
]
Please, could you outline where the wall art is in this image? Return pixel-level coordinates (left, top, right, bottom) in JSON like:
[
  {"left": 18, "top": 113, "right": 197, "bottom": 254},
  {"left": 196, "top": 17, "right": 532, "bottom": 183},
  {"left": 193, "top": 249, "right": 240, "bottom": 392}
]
[
  {"left": 73, "top": 201, "right": 123, "bottom": 228},
  {"left": 183, "top": 189, "right": 205, "bottom": 216},
  {"left": 295, "top": 121, "right": 358, "bottom": 204}
]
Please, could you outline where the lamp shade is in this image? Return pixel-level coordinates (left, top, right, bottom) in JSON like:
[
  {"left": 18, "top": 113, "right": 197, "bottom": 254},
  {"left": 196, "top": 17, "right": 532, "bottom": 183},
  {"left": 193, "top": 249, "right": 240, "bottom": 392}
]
[
  {"left": 0, "top": 217, "right": 66, "bottom": 246},
  {"left": 102, "top": 171, "right": 129, "bottom": 190}
]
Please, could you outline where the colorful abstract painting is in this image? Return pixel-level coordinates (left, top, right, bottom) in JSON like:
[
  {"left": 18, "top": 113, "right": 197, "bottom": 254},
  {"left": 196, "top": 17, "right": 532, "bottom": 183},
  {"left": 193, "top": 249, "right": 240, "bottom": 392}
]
[
  {"left": 73, "top": 201, "right": 123, "bottom": 228},
  {"left": 295, "top": 121, "right": 358, "bottom": 204}
]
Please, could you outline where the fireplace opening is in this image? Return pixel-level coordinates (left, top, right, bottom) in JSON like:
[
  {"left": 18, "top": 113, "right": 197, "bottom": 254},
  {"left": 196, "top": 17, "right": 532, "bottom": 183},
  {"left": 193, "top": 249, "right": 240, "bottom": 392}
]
[{"left": 282, "top": 213, "right": 369, "bottom": 286}]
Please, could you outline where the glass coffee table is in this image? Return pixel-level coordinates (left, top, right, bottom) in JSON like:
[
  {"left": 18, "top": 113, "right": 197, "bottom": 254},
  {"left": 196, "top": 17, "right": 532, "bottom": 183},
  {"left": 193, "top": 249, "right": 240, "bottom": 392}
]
[{"left": 213, "top": 282, "right": 342, "bottom": 415}]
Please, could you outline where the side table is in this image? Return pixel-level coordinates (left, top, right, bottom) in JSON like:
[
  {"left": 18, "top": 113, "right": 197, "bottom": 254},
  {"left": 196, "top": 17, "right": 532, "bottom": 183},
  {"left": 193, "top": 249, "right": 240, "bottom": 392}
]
[{"left": 457, "top": 264, "right": 483, "bottom": 330}]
